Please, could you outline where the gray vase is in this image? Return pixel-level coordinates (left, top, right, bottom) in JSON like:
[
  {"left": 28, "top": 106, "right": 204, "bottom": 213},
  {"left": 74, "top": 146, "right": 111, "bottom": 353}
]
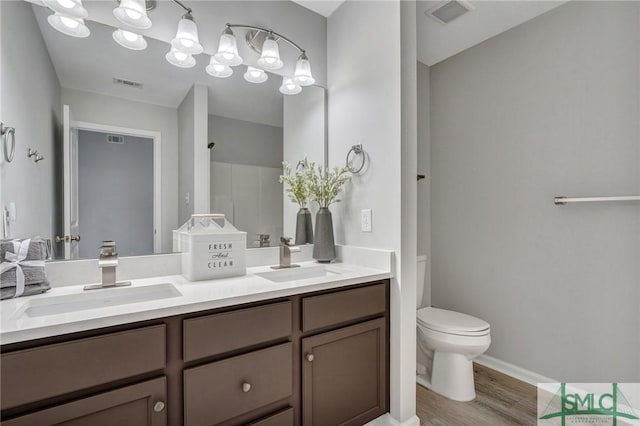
[
  {"left": 295, "top": 207, "right": 313, "bottom": 245},
  {"left": 313, "top": 207, "right": 336, "bottom": 263}
]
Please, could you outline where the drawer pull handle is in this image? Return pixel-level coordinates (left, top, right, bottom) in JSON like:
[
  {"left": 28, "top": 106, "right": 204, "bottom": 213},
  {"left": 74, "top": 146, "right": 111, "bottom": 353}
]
[
  {"left": 306, "top": 353, "right": 315, "bottom": 362},
  {"left": 242, "top": 382, "right": 252, "bottom": 393},
  {"left": 153, "top": 401, "right": 165, "bottom": 413}
]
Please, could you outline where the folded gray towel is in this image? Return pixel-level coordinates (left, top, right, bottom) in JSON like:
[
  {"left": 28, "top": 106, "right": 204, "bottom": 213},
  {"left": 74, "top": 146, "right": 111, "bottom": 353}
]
[
  {"left": 1, "top": 281, "right": 50, "bottom": 300},
  {"left": 1, "top": 238, "right": 49, "bottom": 290}
]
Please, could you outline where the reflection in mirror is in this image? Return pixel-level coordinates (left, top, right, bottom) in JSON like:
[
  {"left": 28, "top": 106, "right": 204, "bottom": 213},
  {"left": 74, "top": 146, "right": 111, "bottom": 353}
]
[{"left": 0, "top": 0, "right": 326, "bottom": 259}]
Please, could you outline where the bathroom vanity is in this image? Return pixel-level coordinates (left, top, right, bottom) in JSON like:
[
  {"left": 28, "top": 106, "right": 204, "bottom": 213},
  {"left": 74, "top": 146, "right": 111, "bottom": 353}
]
[{"left": 0, "top": 268, "right": 390, "bottom": 426}]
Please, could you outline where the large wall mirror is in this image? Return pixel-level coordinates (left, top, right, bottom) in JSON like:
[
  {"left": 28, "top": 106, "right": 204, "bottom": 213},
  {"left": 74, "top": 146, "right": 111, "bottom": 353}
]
[{"left": 0, "top": 0, "right": 327, "bottom": 260}]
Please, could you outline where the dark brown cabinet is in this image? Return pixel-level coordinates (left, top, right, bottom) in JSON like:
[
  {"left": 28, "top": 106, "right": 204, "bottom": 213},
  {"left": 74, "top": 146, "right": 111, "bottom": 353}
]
[
  {"left": 302, "top": 318, "right": 388, "bottom": 426},
  {"left": 0, "top": 280, "right": 389, "bottom": 426},
  {"left": 2, "top": 377, "right": 167, "bottom": 426}
]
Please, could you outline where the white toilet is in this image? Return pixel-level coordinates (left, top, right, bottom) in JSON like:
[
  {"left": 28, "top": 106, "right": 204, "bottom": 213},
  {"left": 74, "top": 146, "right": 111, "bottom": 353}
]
[{"left": 416, "top": 255, "right": 491, "bottom": 402}]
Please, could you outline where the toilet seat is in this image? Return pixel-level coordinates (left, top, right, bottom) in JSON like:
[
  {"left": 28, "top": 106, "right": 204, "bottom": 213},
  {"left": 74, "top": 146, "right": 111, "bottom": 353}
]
[{"left": 417, "top": 307, "right": 490, "bottom": 337}]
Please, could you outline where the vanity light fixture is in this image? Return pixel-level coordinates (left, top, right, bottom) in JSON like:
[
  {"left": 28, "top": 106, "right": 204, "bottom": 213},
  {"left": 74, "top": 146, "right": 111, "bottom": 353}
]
[
  {"left": 113, "top": 0, "right": 152, "bottom": 30},
  {"left": 43, "top": 0, "right": 87, "bottom": 19},
  {"left": 165, "top": 48, "right": 196, "bottom": 68},
  {"left": 206, "top": 57, "right": 233, "bottom": 78},
  {"left": 112, "top": 29, "right": 147, "bottom": 50},
  {"left": 244, "top": 66, "right": 268, "bottom": 84},
  {"left": 293, "top": 52, "right": 315, "bottom": 86},
  {"left": 257, "top": 34, "right": 284, "bottom": 70},
  {"left": 170, "top": 11, "right": 203, "bottom": 55},
  {"left": 213, "top": 27, "right": 243, "bottom": 66},
  {"left": 279, "top": 76, "right": 302, "bottom": 95},
  {"left": 48, "top": 13, "right": 90, "bottom": 38}
]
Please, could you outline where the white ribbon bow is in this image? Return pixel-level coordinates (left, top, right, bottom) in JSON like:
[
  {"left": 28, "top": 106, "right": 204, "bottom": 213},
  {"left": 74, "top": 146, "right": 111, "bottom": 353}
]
[{"left": 0, "top": 239, "right": 45, "bottom": 298}]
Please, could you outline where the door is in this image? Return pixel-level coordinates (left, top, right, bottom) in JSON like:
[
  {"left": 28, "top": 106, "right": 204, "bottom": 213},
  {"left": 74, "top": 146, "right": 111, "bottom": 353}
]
[
  {"left": 2, "top": 377, "right": 167, "bottom": 426},
  {"left": 301, "top": 318, "right": 388, "bottom": 426},
  {"left": 62, "top": 104, "right": 80, "bottom": 259}
]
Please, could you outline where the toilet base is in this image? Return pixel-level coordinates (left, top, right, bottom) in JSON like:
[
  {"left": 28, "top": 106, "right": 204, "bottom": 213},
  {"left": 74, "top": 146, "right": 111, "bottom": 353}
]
[{"left": 416, "top": 351, "right": 477, "bottom": 402}]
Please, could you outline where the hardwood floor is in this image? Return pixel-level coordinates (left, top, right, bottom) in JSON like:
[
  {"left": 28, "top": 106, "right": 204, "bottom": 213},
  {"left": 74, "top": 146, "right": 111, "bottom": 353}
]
[{"left": 416, "top": 363, "right": 538, "bottom": 426}]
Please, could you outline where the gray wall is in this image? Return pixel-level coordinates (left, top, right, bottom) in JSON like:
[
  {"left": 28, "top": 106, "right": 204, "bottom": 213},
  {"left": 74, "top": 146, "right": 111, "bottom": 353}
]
[
  {"left": 0, "top": 1, "right": 61, "bottom": 243},
  {"left": 429, "top": 1, "right": 639, "bottom": 381},
  {"left": 417, "top": 62, "right": 431, "bottom": 307},
  {"left": 77, "top": 130, "right": 153, "bottom": 258},
  {"left": 178, "top": 87, "right": 195, "bottom": 225},
  {"left": 62, "top": 88, "right": 179, "bottom": 253},
  {"left": 208, "top": 115, "right": 282, "bottom": 169}
]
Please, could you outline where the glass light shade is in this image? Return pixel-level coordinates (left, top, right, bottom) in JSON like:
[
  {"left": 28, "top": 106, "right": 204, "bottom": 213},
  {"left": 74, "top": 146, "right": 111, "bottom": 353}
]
[
  {"left": 165, "top": 48, "right": 196, "bottom": 68},
  {"left": 113, "top": 0, "right": 152, "bottom": 30},
  {"left": 113, "top": 29, "right": 147, "bottom": 50},
  {"left": 214, "top": 29, "right": 243, "bottom": 66},
  {"left": 293, "top": 55, "right": 315, "bottom": 86},
  {"left": 279, "top": 76, "right": 302, "bottom": 95},
  {"left": 206, "top": 57, "right": 233, "bottom": 78},
  {"left": 244, "top": 66, "right": 268, "bottom": 84},
  {"left": 257, "top": 36, "right": 283, "bottom": 70},
  {"left": 48, "top": 13, "right": 90, "bottom": 38},
  {"left": 171, "top": 17, "right": 203, "bottom": 55},
  {"left": 43, "top": 0, "right": 87, "bottom": 19}
]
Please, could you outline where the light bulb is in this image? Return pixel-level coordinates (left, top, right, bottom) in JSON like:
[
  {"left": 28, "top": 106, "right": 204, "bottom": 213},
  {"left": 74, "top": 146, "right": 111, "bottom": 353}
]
[
  {"left": 113, "top": 0, "right": 152, "bottom": 30},
  {"left": 113, "top": 29, "right": 147, "bottom": 50},
  {"left": 171, "top": 14, "right": 203, "bottom": 55},
  {"left": 48, "top": 13, "right": 90, "bottom": 37},
  {"left": 257, "top": 35, "right": 283, "bottom": 70},
  {"left": 293, "top": 53, "right": 315, "bottom": 86},
  {"left": 206, "top": 56, "right": 233, "bottom": 78},
  {"left": 43, "top": 0, "right": 87, "bottom": 18},
  {"left": 214, "top": 27, "right": 243, "bottom": 66},
  {"left": 244, "top": 66, "right": 268, "bottom": 84}
]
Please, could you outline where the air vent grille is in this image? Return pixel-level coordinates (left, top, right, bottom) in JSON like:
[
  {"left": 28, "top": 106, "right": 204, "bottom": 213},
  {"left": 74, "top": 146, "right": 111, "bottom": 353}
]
[
  {"left": 425, "top": 0, "right": 474, "bottom": 25},
  {"left": 112, "top": 77, "right": 144, "bottom": 89},
  {"left": 106, "top": 135, "right": 124, "bottom": 144}
]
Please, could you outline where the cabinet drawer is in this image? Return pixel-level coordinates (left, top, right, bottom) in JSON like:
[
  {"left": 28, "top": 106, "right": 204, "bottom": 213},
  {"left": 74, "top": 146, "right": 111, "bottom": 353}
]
[
  {"left": 302, "top": 283, "right": 386, "bottom": 332},
  {"left": 2, "top": 377, "right": 167, "bottom": 426},
  {"left": 183, "top": 301, "right": 292, "bottom": 362},
  {"left": 248, "top": 407, "right": 294, "bottom": 426},
  {"left": 183, "top": 342, "right": 292, "bottom": 426},
  {"left": 1, "top": 325, "right": 166, "bottom": 410}
]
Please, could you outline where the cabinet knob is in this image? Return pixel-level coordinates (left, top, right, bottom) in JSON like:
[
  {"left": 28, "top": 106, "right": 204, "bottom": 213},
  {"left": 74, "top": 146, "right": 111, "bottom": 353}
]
[
  {"left": 153, "top": 401, "right": 165, "bottom": 413},
  {"left": 242, "top": 382, "right": 252, "bottom": 393},
  {"left": 306, "top": 353, "right": 315, "bottom": 362}
]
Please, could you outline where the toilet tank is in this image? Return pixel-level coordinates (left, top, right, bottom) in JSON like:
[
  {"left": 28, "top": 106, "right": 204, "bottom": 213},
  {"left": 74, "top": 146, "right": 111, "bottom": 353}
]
[{"left": 417, "top": 255, "right": 428, "bottom": 309}]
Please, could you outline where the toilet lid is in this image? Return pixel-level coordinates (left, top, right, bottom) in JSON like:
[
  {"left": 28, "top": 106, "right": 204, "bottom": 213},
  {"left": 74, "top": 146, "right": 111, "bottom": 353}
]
[{"left": 417, "top": 307, "right": 490, "bottom": 335}]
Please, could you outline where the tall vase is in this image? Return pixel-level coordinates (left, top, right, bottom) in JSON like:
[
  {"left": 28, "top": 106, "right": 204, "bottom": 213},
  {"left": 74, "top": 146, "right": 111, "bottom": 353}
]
[
  {"left": 313, "top": 207, "right": 336, "bottom": 263},
  {"left": 295, "top": 207, "right": 313, "bottom": 245}
]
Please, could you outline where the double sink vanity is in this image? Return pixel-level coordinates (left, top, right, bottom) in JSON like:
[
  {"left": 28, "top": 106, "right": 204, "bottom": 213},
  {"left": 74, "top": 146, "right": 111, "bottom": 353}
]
[{"left": 0, "top": 253, "right": 392, "bottom": 426}]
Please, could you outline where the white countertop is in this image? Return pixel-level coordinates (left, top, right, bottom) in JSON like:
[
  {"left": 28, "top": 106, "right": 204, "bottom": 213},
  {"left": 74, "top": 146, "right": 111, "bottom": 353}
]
[{"left": 0, "top": 261, "right": 391, "bottom": 345}]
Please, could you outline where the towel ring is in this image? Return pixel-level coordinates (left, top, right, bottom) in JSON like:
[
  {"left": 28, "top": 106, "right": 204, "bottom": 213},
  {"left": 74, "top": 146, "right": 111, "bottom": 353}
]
[
  {"left": 1, "top": 123, "right": 16, "bottom": 163},
  {"left": 346, "top": 144, "right": 366, "bottom": 174}
]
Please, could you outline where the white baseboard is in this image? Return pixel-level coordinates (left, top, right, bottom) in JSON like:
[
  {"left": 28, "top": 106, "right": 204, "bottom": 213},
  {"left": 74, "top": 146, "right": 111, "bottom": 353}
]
[
  {"left": 475, "top": 354, "right": 556, "bottom": 385},
  {"left": 365, "top": 413, "right": 421, "bottom": 426}
]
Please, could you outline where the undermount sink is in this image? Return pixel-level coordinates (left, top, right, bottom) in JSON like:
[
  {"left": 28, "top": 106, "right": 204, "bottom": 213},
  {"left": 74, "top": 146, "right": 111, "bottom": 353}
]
[
  {"left": 12, "top": 283, "right": 182, "bottom": 319},
  {"left": 256, "top": 265, "right": 348, "bottom": 283}
]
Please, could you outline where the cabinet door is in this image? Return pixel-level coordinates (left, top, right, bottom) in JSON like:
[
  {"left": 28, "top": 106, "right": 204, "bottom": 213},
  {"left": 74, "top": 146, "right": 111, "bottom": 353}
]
[
  {"left": 302, "top": 318, "right": 387, "bottom": 426},
  {"left": 2, "top": 377, "right": 167, "bottom": 426}
]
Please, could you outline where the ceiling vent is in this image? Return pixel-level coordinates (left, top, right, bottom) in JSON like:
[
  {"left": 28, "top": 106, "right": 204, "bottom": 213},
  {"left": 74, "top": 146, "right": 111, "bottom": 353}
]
[
  {"left": 106, "top": 135, "right": 124, "bottom": 144},
  {"left": 425, "top": 0, "right": 474, "bottom": 25},
  {"left": 112, "top": 77, "right": 144, "bottom": 89}
]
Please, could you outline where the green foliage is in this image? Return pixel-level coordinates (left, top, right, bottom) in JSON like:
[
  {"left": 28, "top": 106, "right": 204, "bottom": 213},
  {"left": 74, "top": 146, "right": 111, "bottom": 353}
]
[
  {"left": 307, "top": 162, "right": 352, "bottom": 208},
  {"left": 280, "top": 157, "right": 312, "bottom": 207}
]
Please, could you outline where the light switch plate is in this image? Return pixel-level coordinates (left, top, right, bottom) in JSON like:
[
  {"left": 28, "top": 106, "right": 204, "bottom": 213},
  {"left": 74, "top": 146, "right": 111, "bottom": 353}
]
[{"left": 361, "top": 209, "right": 372, "bottom": 232}]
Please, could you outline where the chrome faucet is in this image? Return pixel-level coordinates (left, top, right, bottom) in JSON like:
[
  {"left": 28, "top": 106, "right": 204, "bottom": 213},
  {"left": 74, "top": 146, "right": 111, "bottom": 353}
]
[
  {"left": 84, "top": 241, "right": 132, "bottom": 290},
  {"left": 272, "top": 237, "right": 301, "bottom": 269}
]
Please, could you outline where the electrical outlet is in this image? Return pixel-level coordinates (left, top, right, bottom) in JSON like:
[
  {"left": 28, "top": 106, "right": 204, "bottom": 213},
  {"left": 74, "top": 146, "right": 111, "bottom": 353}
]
[
  {"left": 185, "top": 192, "right": 190, "bottom": 205},
  {"left": 361, "top": 209, "right": 372, "bottom": 232}
]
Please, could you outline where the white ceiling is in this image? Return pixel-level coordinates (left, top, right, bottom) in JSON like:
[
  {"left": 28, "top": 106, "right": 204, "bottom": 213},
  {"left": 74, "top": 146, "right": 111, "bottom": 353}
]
[
  {"left": 417, "top": 0, "right": 568, "bottom": 66},
  {"left": 291, "top": 0, "right": 344, "bottom": 17},
  {"left": 30, "top": 0, "right": 328, "bottom": 127}
]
